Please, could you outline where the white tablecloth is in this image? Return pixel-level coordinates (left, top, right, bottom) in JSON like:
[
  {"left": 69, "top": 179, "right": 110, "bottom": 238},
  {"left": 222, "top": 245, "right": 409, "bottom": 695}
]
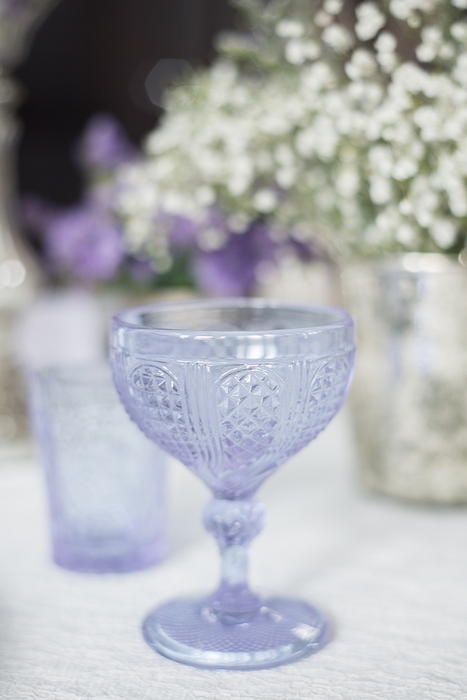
[{"left": 1, "top": 411, "right": 467, "bottom": 700}]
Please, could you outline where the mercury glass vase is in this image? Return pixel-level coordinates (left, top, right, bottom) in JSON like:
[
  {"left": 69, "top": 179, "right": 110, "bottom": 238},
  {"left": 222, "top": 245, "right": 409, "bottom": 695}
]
[
  {"left": 342, "top": 253, "right": 467, "bottom": 504},
  {"left": 111, "top": 298, "right": 355, "bottom": 670}
]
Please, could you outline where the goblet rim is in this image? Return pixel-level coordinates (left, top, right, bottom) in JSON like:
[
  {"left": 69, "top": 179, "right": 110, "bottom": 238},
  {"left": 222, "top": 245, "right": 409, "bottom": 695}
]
[{"left": 112, "top": 297, "right": 353, "bottom": 339}]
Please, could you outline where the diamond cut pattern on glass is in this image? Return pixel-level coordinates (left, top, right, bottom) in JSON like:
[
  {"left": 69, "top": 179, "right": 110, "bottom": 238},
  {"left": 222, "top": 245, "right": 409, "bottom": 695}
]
[
  {"left": 218, "top": 368, "right": 282, "bottom": 464},
  {"left": 130, "top": 364, "right": 196, "bottom": 463},
  {"left": 302, "top": 353, "right": 352, "bottom": 442}
]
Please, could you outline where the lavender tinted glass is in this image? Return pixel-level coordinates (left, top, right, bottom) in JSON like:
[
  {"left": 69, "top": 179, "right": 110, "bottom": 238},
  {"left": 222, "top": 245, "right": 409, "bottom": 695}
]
[
  {"left": 29, "top": 363, "right": 167, "bottom": 573},
  {"left": 110, "top": 298, "right": 355, "bottom": 669}
]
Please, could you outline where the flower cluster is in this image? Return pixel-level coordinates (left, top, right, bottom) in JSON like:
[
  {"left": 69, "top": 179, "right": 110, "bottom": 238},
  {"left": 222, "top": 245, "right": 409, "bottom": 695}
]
[
  {"left": 24, "top": 114, "right": 296, "bottom": 295},
  {"left": 22, "top": 115, "right": 157, "bottom": 289},
  {"left": 116, "top": 0, "right": 467, "bottom": 260}
]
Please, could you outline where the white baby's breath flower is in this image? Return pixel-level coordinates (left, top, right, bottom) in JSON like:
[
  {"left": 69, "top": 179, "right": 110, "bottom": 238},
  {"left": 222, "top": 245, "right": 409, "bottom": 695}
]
[
  {"left": 125, "top": 218, "right": 158, "bottom": 253},
  {"left": 197, "top": 227, "right": 228, "bottom": 251},
  {"left": 230, "top": 85, "right": 250, "bottom": 108},
  {"left": 411, "top": 185, "right": 438, "bottom": 227},
  {"left": 453, "top": 54, "right": 467, "bottom": 87},
  {"left": 321, "top": 25, "right": 354, "bottom": 53},
  {"left": 422, "top": 26, "right": 443, "bottom": 45},
  {"left": 415, "top": 188, "right": 439, "bottom": 213},
  {"left": 382, "top": 120, "right": 414, "bottom": 146},
  {"left": 275, "top": 19, "right": 305, "bottom": 38},
  {"left": 430, "top": 219, "right": 458, "bottom": 247},
  {"left": 369, "top": 176, "right": 393, "bottom": 204},
  {"left": 393, "top": 62, "right": 428, "bottom": 94},
  {"left": 153, "top": 251, "right": 172, "bottom": 274},
  {"left": 438, "top": 42, "right": 455, "bottom": 60},
  {"left": 335, "top": 167, "right": 360, "bottom": 197},
  {"left": 295, "top": 127, "right": 316, "bottom": 158},
  {"left": 441, "top": 108, "right": 467, "bottom": 142},
  {"left": 377, "top": 50, "right": 398, "bottom": 73},
  {"left": 419, "top": 74, "right": 451, "bottom": 101},
  {"left": 407, "top": 139, "right": 425, "bottom": 162},
  {"left": 399, "top": 199, "right": 413, "bottom": 215},
  {"left": 413, "top": 106, "right": 441, "bottom": 141},
  {"left": 114, "top": 0, "right": 467, "bottom": 264},
  {"left": 210, "top": 60, "right": 238, "bottom": 86},
  {"left": 253, "top": 189, "right": 278, "bottom": 213},
  {"left": 195, "top": 186, "right": 215, "bottom": 207},
  {"left": 227, "top": 213, "right": 250, "bottom": 232},
  {"left": 227, "top": 174, "right": 252, "bottom": 197},
  {"left": 449, "top": 193, "right": 467, "bottom": 218},
  {"left": 345, "top": 49, "right": 377, "bottom": 80},
  {"left": 162, "top": 190, "right": 196, "bottom": 216},
  {"left": 275, "top": 144, "right": 295, "bottom": 166},
  {"left": 389, "top": 0, "right": 412, "bottom": 20},
  {"left": 392, "top": 157, "right": 418, "bottom": 180},
  {"left": 375, "top": 32, "right": 398, "bottom": 53},
  {"left": 340, "top": 144, "right": 359, "bottom": 163},
  {"left": 313, "top": 116, "right": 339, "bottom": 160},
  {"left": 416, "top": 27, "right": 445, "bottom": 62},
  {"left": 451, "top": 22, "right": 467, "bottom": 43},
  {"left": 323, "top": 0, "right": 344, "bottom": 15},
  {"left": 347, "top": 80, "right": 368, "bottom": 102},
  {"left": 259, "top": 111, "right": 294, "bottom": 136},
  {"left": 276, "top": 167, "right": 297, "bottom": 188},
  {"left": 416, "top": 43, "right": 437, "bottom": 62},
  {"left": 314, "top": 186, "right": 335, "bottom": 211},
  {"left": 396, "top": 223, "right": 418, "bottom": 245},
  {"left": 355, "top": 3, "right": 387, "bottom": 41},
  {"left": 369, "top": 210, "right": 394, "bottom": 245},
  {"left": 420, "top": 0, "right": 439, "bottom": 14},
  {"left": 369, "top": 145, "right": 393, "bottom": 176},
  {"left": 429, "top": 168, "right": 445, "bottom": 191},
  {"left": 301, "top": 61, "right": 336, "bottom": 91},
  {"left": 285, "top": 39, "right": 306, "bottom": 65},
  {"left": 285, "top": 39, "right": 320, "bottom": 65},
  {"left": 315, "top": 11, "right": 332, "bottom": 28},
  {"left": 407, "top": 15, "right": 422, "bottom": 28},
  {"left": 255, "top": 150, "right": 274, "bottom": 172},
  {"left": 302, "top": 40, "right": 321, "bottom": 60},
  {"left": 322, "top": 90, "right": 346, "bottom": 117}
]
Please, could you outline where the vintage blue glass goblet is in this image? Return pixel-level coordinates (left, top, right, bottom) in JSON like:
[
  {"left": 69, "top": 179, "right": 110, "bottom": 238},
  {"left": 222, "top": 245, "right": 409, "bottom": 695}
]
[{"left": 110, "top": 298, "right": 355, "bottom": 670}]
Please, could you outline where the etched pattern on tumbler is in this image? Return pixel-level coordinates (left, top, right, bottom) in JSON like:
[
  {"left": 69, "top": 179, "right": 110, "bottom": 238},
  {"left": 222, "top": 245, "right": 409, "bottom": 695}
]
[{"left": 30, "top": 364, "right": 167, "bottom": 573}]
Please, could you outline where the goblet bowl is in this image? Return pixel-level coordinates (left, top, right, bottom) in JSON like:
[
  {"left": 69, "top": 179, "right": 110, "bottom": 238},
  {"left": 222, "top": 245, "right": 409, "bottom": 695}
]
[{"left": 111, "top": 298, "right": 355, "bottom": 670}]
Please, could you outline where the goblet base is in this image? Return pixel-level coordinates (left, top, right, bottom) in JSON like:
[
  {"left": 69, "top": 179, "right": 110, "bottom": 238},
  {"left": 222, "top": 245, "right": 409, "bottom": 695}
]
[{"left": 142, "top": 595, "right": 328, "bottom": 670}]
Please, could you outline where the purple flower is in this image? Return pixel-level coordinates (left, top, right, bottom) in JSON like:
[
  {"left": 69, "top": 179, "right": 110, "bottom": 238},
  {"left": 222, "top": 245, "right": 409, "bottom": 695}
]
[
  {"left": 150, "top": 212, "right": 198, "bottom": 250},
  {"left": 192, "top": 221, "right": 278, "bottom": 296},
  {"left": 127, "top": 256, "right": 158, "bottom": 284},
  {"left": 2, "top": 0, "right": 34, "bottom": 17},
  {"left": 167, "top": 215, "right": 198, "bottom": 249},
  {"left": 75, "top": 113, "right": 139, "bottom": 174},
  {"left": 21, "top": 195, "right": 58, "bottom": 234},
  {"left": 44, "top": 199, "right": 125, "bottom": 283}
]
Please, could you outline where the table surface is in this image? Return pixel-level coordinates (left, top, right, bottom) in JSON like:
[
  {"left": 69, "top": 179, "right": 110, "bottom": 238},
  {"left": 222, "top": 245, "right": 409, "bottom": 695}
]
[{"left": 1, "top": 410, "right": 467, "bottom": 700}]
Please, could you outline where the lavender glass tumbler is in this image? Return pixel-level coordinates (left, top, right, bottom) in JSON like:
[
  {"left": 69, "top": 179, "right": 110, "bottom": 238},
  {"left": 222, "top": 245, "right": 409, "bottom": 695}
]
[
  {"left": 29, "top": 363, "right": 167, "bottom": 573},
  {"left": 110, "top": 299, "right": 355, "bottom": 669}
]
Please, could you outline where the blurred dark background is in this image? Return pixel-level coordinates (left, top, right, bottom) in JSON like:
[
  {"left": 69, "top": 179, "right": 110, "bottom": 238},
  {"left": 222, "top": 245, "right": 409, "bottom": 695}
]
[{"left": 14, "top": 0, "right": 238, "bottom": 205}]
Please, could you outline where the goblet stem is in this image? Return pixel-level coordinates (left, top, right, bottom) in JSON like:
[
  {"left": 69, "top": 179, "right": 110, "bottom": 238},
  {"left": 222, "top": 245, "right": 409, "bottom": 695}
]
[{"left": 202, "top": 496, "right": 265, "bottom": 623}]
